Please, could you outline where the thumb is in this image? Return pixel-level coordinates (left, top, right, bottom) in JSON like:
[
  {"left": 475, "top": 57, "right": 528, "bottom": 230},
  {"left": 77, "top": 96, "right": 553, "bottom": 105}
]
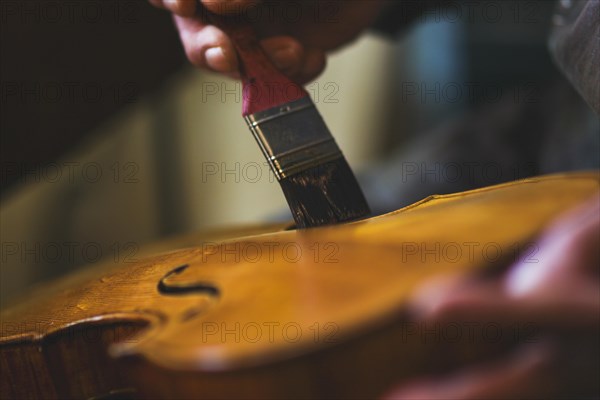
[{"left": 505, "top": 194, "right": 600, "bottom": 297}]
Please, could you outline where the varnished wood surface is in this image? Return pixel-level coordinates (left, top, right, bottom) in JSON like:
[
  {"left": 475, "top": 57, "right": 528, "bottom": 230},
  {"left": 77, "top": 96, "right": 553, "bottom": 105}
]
[{"left": 1, "top": 172, "right": 598, "bottom": 399}]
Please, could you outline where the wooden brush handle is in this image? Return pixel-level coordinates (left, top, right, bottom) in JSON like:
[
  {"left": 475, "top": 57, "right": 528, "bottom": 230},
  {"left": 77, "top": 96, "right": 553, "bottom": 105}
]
[{"left": 205, "top": 12, "right": 309, "bottom": 115}]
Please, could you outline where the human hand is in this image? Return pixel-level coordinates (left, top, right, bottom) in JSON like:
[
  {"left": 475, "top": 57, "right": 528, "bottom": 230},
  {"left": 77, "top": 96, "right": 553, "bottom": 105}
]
[
  {"left": 385, "top": 194, "right": 600, "bottom": 399},
  {"left": 148, "top": 0, "right": 386, "bottom": 83}
]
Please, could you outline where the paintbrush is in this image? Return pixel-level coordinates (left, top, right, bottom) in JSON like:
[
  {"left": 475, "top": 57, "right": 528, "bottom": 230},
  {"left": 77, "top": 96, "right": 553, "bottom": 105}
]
[{"left": 205, "top": 10, "right": 370, "bottom": 229}]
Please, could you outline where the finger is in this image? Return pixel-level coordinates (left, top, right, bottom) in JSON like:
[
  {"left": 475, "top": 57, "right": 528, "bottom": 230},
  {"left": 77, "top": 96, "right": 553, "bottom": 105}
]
[
  {"left": 506, "top": 194, "right": 600, "bottom": 296},
  {"left": 260, "top": 37, "right": 304, "bottom": 78},
  {"left": 236, "top": 36, "right": 326, "bottom": 83},
  {"left": 173, "top": 15, "right": 239, "bottom": 73},
  {"left": 163, "top": 0, "right": 198, "bottom": 17},
  {"left": 410, "top": 277, "right": 599, "bottom": 331},
  {"left": 383, "top": 342, "right": 556, "bottom": 400},
  {"left": 200, "top": 0, "right": 261, "bottom": 15},
  {"left": 541, "top": 193, "right": 600, "bottom": 235},
  {"left": 295, "top": 47, "right": 326, "bottom": 84},
  {"left": 407, "top": 274, "right": 489, "bottom": 322}
]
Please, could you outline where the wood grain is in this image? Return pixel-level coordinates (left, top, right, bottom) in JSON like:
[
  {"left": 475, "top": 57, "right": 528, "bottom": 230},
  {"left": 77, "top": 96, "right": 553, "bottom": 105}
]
[{"left": 1, "top": 172, "right": 598, "bottom": 399}]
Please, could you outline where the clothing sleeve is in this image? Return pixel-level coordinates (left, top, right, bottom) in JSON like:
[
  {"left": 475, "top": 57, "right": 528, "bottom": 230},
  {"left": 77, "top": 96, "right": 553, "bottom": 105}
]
[{"left": 548, "top": 0, "right": 600, "bottom": 115}]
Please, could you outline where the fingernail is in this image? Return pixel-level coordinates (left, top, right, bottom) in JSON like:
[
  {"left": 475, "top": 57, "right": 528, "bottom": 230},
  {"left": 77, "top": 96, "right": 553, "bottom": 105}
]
[
  {"left": 409, "top": 275, "right": 464, "bottom": 315},
  {"left": 505, "top": 256, "right": 550, "bottom": 297},
  {"left": 205, "top": 47, "right": 233, "bottom": 72},
  {"left": 505, "top": 238, "right": 553, "bottom": 297}
]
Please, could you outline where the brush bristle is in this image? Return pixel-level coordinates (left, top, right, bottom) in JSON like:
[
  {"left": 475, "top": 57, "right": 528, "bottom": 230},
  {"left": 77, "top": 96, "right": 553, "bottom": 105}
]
[{"left": 279, "top": 158, "right": 370, "bottom": 229}]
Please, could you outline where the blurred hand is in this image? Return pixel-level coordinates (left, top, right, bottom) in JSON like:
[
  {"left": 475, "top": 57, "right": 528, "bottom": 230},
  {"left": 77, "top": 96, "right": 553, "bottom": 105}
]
[
  {"left": 149, "top": 0, "right": 386, "bottom": 83},
  {"left": 385, "top": 194, "right": 600, "bottom": 399}
]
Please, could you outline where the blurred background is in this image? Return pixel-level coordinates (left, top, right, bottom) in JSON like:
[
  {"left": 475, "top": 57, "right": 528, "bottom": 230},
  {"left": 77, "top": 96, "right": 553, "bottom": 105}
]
[{"left": 2, "top": 0, "right": 593, "bottom": 306}]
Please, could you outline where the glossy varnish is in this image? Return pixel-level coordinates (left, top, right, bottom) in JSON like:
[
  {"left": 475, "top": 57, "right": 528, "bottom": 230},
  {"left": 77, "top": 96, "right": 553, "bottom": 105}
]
[{"left": 1, "top": 172, "right": 598, "bottom": 399}]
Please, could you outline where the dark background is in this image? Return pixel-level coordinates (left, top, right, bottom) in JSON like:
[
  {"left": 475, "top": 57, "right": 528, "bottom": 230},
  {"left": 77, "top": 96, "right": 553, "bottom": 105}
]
[{"left": 0, "top": 0, "right": 185, "bottom": 195}]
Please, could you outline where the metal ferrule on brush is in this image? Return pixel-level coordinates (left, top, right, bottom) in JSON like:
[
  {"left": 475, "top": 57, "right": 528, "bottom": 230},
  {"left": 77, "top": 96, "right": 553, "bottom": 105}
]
[{"left": 244, "top": 97, "right": 343, "bottom": 180}]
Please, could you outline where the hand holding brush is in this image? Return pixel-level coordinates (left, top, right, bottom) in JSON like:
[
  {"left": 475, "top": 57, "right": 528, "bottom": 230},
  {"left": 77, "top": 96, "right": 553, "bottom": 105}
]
[{"left": 150, "top": 0, "right": 377, "bottom": 228}]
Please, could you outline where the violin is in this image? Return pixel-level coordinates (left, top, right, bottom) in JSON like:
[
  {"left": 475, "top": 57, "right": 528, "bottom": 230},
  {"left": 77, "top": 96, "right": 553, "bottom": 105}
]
[{"left": 1, "top": 172, "right": 598, "bottom": 399}]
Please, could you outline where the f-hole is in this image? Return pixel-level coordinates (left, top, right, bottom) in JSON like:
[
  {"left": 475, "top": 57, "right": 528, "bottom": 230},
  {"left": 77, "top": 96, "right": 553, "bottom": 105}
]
[{"left": 157, "top": 264, "right": 219, "bottom": 297}]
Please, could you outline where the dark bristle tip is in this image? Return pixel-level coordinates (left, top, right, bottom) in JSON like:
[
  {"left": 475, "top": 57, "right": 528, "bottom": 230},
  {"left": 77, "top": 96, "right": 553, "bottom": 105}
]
[{"left": 279, "top": 158, "right": 371, "bottom": 229}]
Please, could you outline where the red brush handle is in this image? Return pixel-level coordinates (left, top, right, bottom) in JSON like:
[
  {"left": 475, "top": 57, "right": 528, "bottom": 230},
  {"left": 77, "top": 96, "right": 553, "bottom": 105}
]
[{"left": 205, "top": 12, "right": 309, "bottom": 116}]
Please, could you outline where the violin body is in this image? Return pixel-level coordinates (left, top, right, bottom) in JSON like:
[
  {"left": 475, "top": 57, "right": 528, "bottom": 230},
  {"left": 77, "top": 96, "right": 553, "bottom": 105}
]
[{"left": 1, "top": 172, "right": 598, "bottom": 399}]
